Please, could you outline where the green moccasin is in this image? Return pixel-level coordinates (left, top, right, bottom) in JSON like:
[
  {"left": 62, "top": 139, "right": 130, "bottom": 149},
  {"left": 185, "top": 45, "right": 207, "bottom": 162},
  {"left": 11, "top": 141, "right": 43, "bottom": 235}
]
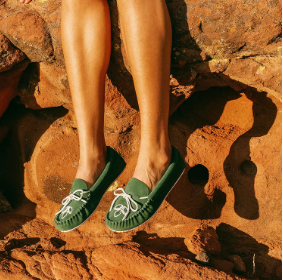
[
  {"left": 54, "top": 146, "right": 126, "bottom": 232},
  {"left": 105, "top": 145, "right": 186, "bottom": 232}
]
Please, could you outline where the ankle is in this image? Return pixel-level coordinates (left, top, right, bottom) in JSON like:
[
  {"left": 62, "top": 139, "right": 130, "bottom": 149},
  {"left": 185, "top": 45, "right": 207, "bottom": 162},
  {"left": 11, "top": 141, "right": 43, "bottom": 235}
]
[
  {"left": 79, "top": 145, "right": 107, "bottom": 165},
  {"left": 139, "top": 142, "right": 172, "bottom": 162},
  {"left": 76, "top": 154, "right": 106, "bottom": 188},
  {"left": 78, "top": 153, "right": 106, "bottom": 170},
  {"left": 133, "top": 144, "right": 172, "bottom": 189}
]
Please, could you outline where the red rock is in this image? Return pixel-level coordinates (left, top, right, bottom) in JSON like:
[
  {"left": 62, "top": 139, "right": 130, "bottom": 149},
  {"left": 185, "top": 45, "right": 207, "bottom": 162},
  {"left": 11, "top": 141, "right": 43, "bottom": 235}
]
[
  {"left": 0, "top": 0, "right": 281, "bottom": 278},
  {"left": 185, "top": 225, "right": 221, "bottom": 255},
  {"left": 0, "top": 0, "right": 280, "bottom": 111},
  {"left": 3, "top": 0, "right": 64, "bottom": 64},
  {"left": 0, "top": 33, "right": 26, "bottom": 73},
  {"left": 10, "top": 249, "right": 92, "bottom": 280},
  {"left": 0, "top": 9, "right": 53, "bottom": 62},
  {"left": 176, "top": 0, "right": 281, "bottom": 58},
  {"left": 0, "top": 257, "right": 32, "bottom": 280},
  {"left": 1, "top": 235, "right": 248, "bottom": 280},
  {"left": 0, "top": 84, "right": 280, "bottom": 277},
  {"left": 211, "top": 258, "right": 235, "bottom": 274},
  {"left": 18, "top": 62, "right": 72, "bottom": 109},
  {"left": 90, "top": 242, "right": 244, "bottom": 280},
  {"left": 223, "top": 55, "right": 282, "bottom": 101}
]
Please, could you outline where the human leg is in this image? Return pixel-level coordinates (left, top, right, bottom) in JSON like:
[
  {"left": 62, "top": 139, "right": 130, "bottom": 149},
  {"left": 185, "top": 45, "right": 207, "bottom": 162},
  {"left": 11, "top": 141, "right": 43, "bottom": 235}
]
[
  {"left": 61, "top": 0, "right": 111, "bottom": 188},
  {"left": 54, "top": 0, "right": 128, "bottom": 232},
  {"left": 116, "top": 0, "right": 173, "bottom": 190}
]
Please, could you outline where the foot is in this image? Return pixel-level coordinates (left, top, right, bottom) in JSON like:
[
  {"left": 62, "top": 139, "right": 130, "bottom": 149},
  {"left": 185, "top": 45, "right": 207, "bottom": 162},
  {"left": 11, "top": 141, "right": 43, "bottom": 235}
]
[
  {"left": 55, "top": 146, "right": 126, "bottom": 232},
  {"left": 132, "top": 144, "right": 172, "bottom": 191},
  {"left": 75, "top": 147, "right": 107, "bottom": 189},
  {"left": 105, "top": 145, "right": 185, "bottom": 232}
]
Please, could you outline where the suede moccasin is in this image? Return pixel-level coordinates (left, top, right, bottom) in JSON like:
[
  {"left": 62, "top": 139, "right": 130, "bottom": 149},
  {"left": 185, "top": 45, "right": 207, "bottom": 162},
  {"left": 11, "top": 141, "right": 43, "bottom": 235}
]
[
  {"left": 105, "top": 145, "right": 185, "bottom": 232},
  {"left": 55, "top": 146, "right": 126, "bottom": 232}
]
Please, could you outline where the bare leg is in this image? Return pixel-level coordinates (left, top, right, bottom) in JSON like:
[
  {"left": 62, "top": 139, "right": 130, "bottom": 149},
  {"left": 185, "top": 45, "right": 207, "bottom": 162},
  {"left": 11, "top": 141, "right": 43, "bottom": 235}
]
[
  {"left": 61, "top": 0, "right": 111, "bottom": 188},
  {"left": 117, "top": 0, "right": 172, "bottom": 190}
]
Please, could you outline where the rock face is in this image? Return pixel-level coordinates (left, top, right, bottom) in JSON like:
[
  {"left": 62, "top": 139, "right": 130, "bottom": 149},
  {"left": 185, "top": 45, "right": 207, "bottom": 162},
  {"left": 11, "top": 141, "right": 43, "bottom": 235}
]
[
  {"left": 0, "top": 0, "right": 281, "bottom": 112},
  {"left": 0, "top": 0, "right": 281, "bottom": 279},
  {"left": 10, "top": 86, "right": 281, "bottom": 280},
  {"left": 0, "top": 33, "right": 26, "bottom": 73},
  {"left": 0, "top": 10, "right": 53, "bottom": 62},
  {"left": 0, "top": 221, "right": 248, "bottom": 280}
]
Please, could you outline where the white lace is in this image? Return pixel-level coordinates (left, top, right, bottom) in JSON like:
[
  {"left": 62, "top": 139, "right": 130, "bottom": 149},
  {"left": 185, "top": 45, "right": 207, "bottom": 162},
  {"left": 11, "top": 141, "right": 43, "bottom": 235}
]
[
  {"left": 110, "top": 188, "right": 148, "bottom": 221},
  {"left": 56, "top": 189, "right": 90, "bottom": 219}
]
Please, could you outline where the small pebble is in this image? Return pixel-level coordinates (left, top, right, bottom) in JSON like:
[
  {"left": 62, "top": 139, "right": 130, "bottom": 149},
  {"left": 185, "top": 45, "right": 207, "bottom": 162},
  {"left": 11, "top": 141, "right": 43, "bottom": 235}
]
[
  {"left": 185, "top": 225, "right": 221, "bottom": 255},
  {"left": 228, "top": 255, "right": 246, "bottom": 273},
  {"left": 195, "top": 251, "right": 210, "bottom": 265}
]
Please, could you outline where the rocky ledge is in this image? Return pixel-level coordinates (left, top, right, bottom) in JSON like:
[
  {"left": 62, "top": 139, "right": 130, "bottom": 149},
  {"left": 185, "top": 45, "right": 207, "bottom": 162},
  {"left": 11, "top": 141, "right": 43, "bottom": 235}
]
[{"left": 0, "top": 0, "right": 281, "bottom": 279}]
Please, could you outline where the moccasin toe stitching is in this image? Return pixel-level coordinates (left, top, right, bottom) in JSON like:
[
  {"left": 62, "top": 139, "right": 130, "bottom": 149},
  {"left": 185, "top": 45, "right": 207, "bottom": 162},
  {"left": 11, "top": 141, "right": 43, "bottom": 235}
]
[
  {"left": 105, "top": 145, "right": 186, "bottom": 232},
  {"left": 105, "top": 198, "right": 154, "bottom": 232},
  {"left": 54, "top": 146, "right": 126, "bottom": 232}
]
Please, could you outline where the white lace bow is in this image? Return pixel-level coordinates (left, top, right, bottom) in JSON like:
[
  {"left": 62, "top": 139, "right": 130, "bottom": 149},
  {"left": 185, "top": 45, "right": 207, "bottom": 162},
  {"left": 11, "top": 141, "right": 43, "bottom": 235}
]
[
  {"left": 56, "top": 189, "right": 90, "bottom": 219},
  {"left": 110, "top": 188, "right": 148, "bottom": 221}
]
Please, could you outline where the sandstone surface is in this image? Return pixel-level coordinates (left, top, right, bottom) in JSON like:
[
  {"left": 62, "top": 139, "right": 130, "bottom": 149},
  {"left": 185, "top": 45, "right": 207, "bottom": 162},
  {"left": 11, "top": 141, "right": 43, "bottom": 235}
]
[
  {"left": 0, "top": 0, "right": 280, "bottom": 112},
  {"left": 0, "top": 33, "right": 26, "bottom": 73},
  {"left": 18, "top": 86, "right": 282, "bottom": 279},
  {"left": 0, "top": 223, "right": 249, "bottom": 280},
  {"left": 0, "top": 0, "right": 281, "bottom": 279}
]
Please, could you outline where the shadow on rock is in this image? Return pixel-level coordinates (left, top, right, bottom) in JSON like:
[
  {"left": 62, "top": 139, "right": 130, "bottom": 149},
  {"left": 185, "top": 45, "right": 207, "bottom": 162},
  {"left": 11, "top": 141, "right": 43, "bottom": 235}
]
[
  {"left": 167, "top": 86, "right": 241, "bottom": 219},
  {"left": 107, "top": 0, "right": 138, "bottom": 110},
  {"left": 223, "top": 89, "right": 277, "bottom": 220},
  {"left": 0, "top": 100, "right": 68, "bottom": 236},
  {"left": 4, "top": 238, "right": 40, "bottom": 251},
  {"left": 217, "top": 223, "right": 282, "bottom": 279},
  {"left": 133, "top": 230, "right": 190, "bottom": 255},
  {"left": 106, "top": 0, "right": 204, "bottom": 112}
]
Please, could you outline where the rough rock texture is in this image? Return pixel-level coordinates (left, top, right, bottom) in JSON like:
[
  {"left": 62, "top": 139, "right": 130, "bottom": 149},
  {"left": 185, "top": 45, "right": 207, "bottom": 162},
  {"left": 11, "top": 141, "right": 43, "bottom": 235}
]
[
  {"left": 18, "top": 62, "right": 71, "bottom": 109},
  {"left": 0, "top": 9, "right": 53, "bottom": 62},
  {"left": 18, "top": 86, "right": 282, "bottom": 279},
  {"left": 0, "top": 0, "right": 280, "bottom": 112},
  {"left": 0, "top": 223, "right": 248, "bottom": 280},
  {"left": 185, "top": 225, "right": 221, "bottom": 255},
  {"left": 195, "top": 251, "right": 211, "bottom": 265},
  {"left": 0, "top": 33, "right": 26, "bottom": 73},
  {"left": 0, "top": 0, "right": 281, "bottom": 279}
]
